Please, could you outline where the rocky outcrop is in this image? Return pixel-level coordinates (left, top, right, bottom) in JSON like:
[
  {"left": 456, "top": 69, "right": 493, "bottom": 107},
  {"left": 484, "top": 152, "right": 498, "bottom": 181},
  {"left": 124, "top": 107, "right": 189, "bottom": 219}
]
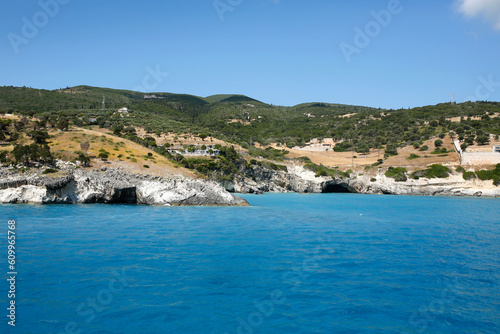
[
  {"left": 0, "top": 168, "right": 248, "bottom": 206},
  {"left": 225, "top": 164, "right": 500, "bottom": 197},
  {"left": 349, "top": 174, "right": 500, "bottom": 197}
]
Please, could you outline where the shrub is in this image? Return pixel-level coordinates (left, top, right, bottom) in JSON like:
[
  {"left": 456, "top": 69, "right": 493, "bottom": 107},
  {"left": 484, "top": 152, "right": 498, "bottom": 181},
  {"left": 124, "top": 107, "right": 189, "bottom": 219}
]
[
  {"left": 297, "top": 156, "right": 312, "bottom": 163},
  {"left": 463, "top": 171, "right": 476, "bottom": 180},
  {"left": 385, "top": 167, "right": 407, "bottom": 182},
  {"left": 407, "top": 153, "right": 420, "bottom": 160},
  {"left": 456, "top": 166, "right": 465, "bottom": 173},
  {"left": 248, "top": 147, "right": 288, "bottom": 161},
  {"left": 42, "top": 168, "right": 58, "bottom": 174},
  {"left": 143, "top": 165, "right": 150, "bottom": 168},
  {"left": 411, "top": 164, "right": 451, "bottom": 179},
  {"left": 370, "top": 177, "right": 377, "bottom": 182},
  {"left": 98, "top": 152, "right": 109, "bottom": 160},
  {"left": 419, "top": 145, "right": 429, "bottom": 151},
  {"left": 385, "top": 144, "right": 398, "bottom": 157},
  {"left": 78, "top": 153, "right": 90, "bottom": 167},
  {"left": 0, "top": 151, "right": 10, "bottom": 164},
  {"left": 431, "top": 147, "right": 448, "bottom": 154}
]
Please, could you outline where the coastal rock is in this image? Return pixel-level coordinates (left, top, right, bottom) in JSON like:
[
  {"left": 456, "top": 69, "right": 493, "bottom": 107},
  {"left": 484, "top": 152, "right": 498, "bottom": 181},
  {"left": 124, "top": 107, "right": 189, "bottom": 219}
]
[
  {"left": 227, "top": 164, "right": 500, "bottom": 197},
  {"left": 0, "top": 169, "right": 248, "bottom": 206}
]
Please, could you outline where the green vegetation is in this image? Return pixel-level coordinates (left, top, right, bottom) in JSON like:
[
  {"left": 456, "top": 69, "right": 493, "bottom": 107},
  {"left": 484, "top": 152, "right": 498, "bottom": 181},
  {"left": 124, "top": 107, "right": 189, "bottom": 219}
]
[
  {"left": 474, "top": 164, "right": 500, "bottom": 185},
  {"left": 248, "top": 147, "right": 289, "bottom": 161},
  {"left": 2, "top": 86, "right": 499, "bottom": 154},
  {"left": 411, "top": 164, "right": 451, "bottom": 179},
  {"left": 304, "top": 163, "right": 351, "bottom": 179},
  {"left": 463, "top": 171, "right": 476, "bottom": 180},
  {"left": 167, "top": 146, "right": 250, "bottom": 181},
  {"left": 407, "top": 153, "right": 420, "bottom": 160},
  {"left": 12, "top": 143, "right": 53, "bottom": 165},
  {"left": 42, "top": 168, "right": 58, "bottom": 174},
  {"left": 419, "top": 145, "right": 429, "bottom": 151},
  {"left": 430, "top": 147, "right": 450, "bottom": 154},
  {"left": 385, "top": 167, "right": 408, "bottom": 182}
]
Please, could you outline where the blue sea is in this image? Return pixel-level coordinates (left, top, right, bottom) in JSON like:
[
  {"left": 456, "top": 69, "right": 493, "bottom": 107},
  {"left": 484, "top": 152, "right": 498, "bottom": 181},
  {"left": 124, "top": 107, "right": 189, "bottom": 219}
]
[{"left": 1, "top": 193, "right": 499, "bottom": 334}]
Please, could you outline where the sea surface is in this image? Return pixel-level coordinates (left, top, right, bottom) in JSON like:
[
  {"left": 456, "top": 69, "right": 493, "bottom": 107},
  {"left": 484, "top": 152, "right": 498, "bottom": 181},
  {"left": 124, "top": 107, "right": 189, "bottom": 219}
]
[{"left": 1, "top": 193, "right": 499, "bottom": 334}]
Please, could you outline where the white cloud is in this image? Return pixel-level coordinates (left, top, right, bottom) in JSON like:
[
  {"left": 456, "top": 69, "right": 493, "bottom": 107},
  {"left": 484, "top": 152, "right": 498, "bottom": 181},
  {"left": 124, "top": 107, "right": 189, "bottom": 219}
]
[{"left": 457, "top": 0, "right": 500, "bottom": 30}]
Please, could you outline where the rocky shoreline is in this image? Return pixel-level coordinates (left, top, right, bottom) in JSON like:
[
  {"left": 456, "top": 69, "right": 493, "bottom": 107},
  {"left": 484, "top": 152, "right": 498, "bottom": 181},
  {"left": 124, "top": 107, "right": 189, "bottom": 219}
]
[
  {"left": 0, "top": 167, "right": 248, "bottom": 206},
  {"left": 1, "top": 163, "right": 499, "bottom": 206},
  {"left": 224, "top": 164, "right": 500, "bottom": 197}
]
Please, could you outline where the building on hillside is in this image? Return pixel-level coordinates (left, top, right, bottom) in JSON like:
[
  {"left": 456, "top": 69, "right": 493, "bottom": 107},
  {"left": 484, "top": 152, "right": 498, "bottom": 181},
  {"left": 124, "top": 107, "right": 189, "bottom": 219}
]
[
  {"left": 493, "top": 145, "right": 500, "bottom": 153},
  {"left": 117, "top": 107, "right": 128, "bottom": 113}
]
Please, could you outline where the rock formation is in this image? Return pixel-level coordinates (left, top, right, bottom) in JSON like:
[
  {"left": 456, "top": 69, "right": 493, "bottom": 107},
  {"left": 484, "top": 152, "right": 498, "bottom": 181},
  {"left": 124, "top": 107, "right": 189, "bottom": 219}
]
[
  {"left": 225, "top": 164, "right": 500, "bottom": 197},
  {"left": 0, "top": 168, "right": 248, "bottom": 206}
]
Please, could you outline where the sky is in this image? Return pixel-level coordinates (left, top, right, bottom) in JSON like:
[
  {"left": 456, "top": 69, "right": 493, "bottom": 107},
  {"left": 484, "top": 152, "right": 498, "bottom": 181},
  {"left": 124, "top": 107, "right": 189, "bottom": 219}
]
[{"left": 0, "top": 0, "right": 499, "bottom": 109}]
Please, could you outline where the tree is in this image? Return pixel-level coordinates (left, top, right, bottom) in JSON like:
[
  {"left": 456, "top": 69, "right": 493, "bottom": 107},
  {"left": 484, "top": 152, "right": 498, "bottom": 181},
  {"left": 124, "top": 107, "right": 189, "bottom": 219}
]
[
  {"left": 385, "top": 143, "right": 398, "bottom": 157},
  {"left": 476, "top": 134, "right": 489, "bottom": 145},
  {"left": 56, "top": 118, "right": 69, "bottom": 131},
  {"left": 112, "top": 125, "right": 123, "bottom": 136},
  {"left": 29, "top": 130, "right": 50, "bottom": 144},
  {"left": 13, "top": 143, "right": 53, "bottom": 165},
  {"left": 355, "top": 144, "right": 370, "bottom": 154},
  {"left": 78, "top": 152, "right": 90, "bottom": 167},
  {"left": 434, "top": 139, "right": 443, "bottom": 147}
]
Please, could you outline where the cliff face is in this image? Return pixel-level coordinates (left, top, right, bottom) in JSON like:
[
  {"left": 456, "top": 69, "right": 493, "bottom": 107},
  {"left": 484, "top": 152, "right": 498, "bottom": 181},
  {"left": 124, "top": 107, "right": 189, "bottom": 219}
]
[
  {"left": 224, "top": 165, "right": 500, "bottom": 197},
  {"left": 0, "top": 169, "right": 248, "bottom": 206}
]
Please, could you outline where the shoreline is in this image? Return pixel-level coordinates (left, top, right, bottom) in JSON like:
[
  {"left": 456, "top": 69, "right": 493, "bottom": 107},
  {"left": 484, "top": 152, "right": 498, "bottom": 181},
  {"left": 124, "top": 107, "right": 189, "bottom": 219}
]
[{"left": 1, "top": 163, "right": 499, "bottom": 206}]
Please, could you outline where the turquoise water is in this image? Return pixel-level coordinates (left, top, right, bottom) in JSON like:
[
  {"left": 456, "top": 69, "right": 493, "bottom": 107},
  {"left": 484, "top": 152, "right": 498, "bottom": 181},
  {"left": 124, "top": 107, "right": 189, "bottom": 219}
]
[{"left": 1, "top": 193, "right": 499, "bottom": 334}]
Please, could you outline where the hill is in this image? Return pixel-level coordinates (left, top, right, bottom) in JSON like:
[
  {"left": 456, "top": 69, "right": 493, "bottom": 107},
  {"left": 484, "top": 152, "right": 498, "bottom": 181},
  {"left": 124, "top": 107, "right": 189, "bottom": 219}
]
[{"left": 1, "top": 85, "right": 499, "bottom": 173}]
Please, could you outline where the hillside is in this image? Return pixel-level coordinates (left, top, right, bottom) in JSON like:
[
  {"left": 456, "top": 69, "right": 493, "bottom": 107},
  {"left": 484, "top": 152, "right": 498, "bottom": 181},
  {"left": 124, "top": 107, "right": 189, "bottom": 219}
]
[
  {"left": 0, "top": 114, "right": 197, "bottom": 178},
  {"left": 1, "top": 85, "right": 499, "bottom": 176}
]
